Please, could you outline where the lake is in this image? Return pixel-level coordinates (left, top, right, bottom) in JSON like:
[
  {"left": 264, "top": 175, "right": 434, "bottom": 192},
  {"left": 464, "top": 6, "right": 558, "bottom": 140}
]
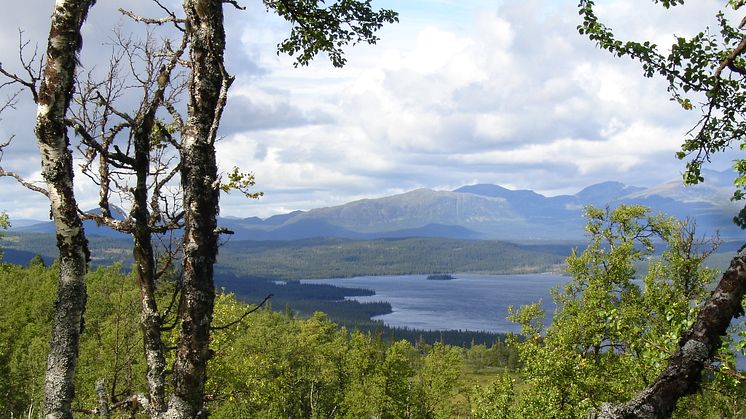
[{"left": 302, "top": 273, "right": 569, "bottom": 334}]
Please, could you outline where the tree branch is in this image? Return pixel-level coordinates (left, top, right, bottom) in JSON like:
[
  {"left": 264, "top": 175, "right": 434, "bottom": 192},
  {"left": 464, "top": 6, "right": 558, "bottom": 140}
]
[
  {"left": 78, "top": 211, "right": 132, "bottom": 233},
  {"left": 160, "top": 271, "right": 183, "bottom": 330},
  {"left": 211, "top": 294, "right": 273, "bottom": 331},
  {"left": 0, "top": 166, "right": 49, "bottom": 197},
  {"left": 587, "top": 245, "right": 746, "bottom": 419},
  {"left": 715, "top": 35, "right": 746, "bottom": 78},
  {"left": 118, "top": 8, "right": 186, "bottom": 26},
  {"left": 223, "top": 0, "right": 246, "bottom": 10},
  {"left": 0, "top": 32, "right": 41, "bottom": 102}
]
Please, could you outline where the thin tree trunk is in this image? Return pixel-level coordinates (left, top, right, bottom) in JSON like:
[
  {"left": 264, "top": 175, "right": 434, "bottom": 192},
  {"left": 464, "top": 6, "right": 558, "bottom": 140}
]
[
  {"left": 35, "top": 1, "right": 96, "bottom": 418},
  {"left": 129, "top": 45, "right": 182, "bottom": 416},
  {"left": 131, "top": 157, "right": 167, "bottom": 415},
  {"left": 167, "top": 0, "right": 228, "bottom": 416},
  {"left": 588, "top": 246, "right": 746, "bottom": 419}
]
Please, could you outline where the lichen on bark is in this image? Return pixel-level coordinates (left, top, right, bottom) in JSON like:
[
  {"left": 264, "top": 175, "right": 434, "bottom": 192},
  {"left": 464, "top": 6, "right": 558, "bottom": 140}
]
[
  {"left": 166, "top": 0, "right": 227, "bottom": 416},
  {"left": 33, "top": 1, "right": 97, "bottom": 417}
]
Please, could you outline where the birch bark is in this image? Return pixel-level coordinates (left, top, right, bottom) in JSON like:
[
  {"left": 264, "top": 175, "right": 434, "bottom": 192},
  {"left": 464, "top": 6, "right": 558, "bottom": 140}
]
[
  {"left": 166, "top": 0, "right": 228, "bottom": 416},
  {"left": 34, "top": 1, "right": 96, "bottom": 417}
]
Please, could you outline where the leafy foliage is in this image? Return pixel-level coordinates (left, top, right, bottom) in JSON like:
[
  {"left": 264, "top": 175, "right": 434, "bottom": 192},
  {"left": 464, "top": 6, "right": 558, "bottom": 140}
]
[
  {"left": 3, "top": 206, "right": 740, "bottom": 416},
  {"left": 220, "top": 166, "right": 263, "bottom": 199},
  {"left": 469, "top": 374, "right": 515, "bottom": 419},
  {"left": 0, "top": 211, "right": 7, "bottom": 261},
  {"left": 207, "top": 305, "right": 469, "bottom": 418},
  {"left": 578, "top": 0, "right": 746, "bottom": 227},
  {"left": 0, "top": 262, "right": 56, "bottom": 415},
  {"left": 0, "top": 261, "right": 516, "bottom": 418},
  {"left": 508, "top": 205, "right": 745, "bottom": 417},
  {"left": 265, "top": 0, "right": 399, "bottom": 67}
]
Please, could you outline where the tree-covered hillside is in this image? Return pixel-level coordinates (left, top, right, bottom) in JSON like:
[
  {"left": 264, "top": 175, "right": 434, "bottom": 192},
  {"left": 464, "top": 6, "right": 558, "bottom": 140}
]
[
  {"left": 2, "top": 206, "right": 745, "bottom": 418},
  {"left": 0, "top": 233, "right": 568, "bottom": 279},
  {"left": 217, "top": 237, "right": 567, "bottom": 279},
  {"left": 0, "top": 260, "right": 515, "bottom": 418}
]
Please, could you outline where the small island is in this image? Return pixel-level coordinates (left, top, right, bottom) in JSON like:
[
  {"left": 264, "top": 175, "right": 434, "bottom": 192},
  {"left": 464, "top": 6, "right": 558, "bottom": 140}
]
[{"left": 426, "top": 274, "right": 455, "bottom": 280}]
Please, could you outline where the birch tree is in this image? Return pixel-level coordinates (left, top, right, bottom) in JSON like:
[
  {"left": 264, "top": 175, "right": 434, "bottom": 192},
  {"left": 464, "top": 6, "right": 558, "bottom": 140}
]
[
  {"left": 69, "top": 28, "right": 188, "bottom": 415},
  {"left": 3, "top": 1, "right": 396, "bottom": 415},
  {"left": 23, "top": 2, "right": 97, "bottom": 417},
  {"left": 0, "top": 0, "right": 99, "bottom": 417},
  {"left": 165, "top": 1, "right": 226, "bottom": 415},
  {"left": 168, "top": 0, "right": 397, "bottom": 415},
  {"left": 577, "top": 1, "right": 746, "bottom": 417}
]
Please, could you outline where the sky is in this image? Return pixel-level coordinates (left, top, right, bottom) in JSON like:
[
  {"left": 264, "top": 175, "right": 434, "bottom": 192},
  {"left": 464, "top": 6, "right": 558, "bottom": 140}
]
[{"left": 0, "top": 0, "right": 739, "bottom": 220}]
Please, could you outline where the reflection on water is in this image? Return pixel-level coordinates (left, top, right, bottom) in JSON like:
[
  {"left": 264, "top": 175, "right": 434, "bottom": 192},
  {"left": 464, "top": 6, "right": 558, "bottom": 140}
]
[{"left": 302, "top": 273, "right": 569, "bottom": 334}]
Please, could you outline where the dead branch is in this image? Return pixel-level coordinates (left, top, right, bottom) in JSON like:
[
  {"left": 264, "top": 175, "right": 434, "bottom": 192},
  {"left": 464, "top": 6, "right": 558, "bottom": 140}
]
[
  {"left": 118, "top": 8, "right": 186, "bottom": 26},
  {"left": 0, "top": 166, "right": 49, "bottom": 197},
  {"left": 69, "top": 119, "right": 136, "bottom": 168},
  {"left": 78, "top": 211, "right": 132, "bottom": 232},
  {"left": 160, "top": 270, "right": 183, "bottom": 330},
  {"left": 211, "top": 294, "right": 274, "bottom": 331},
  {"left": 223, "top": 0, "right": 247, "bottom": 10},
  {"left": 0, "top": 63, "right": 37, "bottom": 101},
  {"left": 0, "top": 31, "right": 41, "bottom": 102},
  {"left": 0, "top": 90, "right": 20, "bottom": 115}
]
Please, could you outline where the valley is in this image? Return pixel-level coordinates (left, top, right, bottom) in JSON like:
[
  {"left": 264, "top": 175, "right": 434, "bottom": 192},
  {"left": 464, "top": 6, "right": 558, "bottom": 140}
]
[{"left": 3, "top": 178, "right": 739, "bottom": 338}]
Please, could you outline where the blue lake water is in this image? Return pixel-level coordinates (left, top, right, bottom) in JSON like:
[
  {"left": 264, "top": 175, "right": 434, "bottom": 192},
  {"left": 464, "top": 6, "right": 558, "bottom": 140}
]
[{"left": 302, "top": 273, "right": 570, "bottom": 334}]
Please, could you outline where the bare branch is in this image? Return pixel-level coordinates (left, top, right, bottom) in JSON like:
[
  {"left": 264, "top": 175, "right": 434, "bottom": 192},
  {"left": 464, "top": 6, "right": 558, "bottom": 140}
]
[
  {"left": 211, "top": 294, "right": 274, "bottom": 331},
  {"left": 79, "top": 211, "right": 132, "bottom": 233},
  {"left": 160, "top": 270, "right": 183, "bottom": 329},
  {"left": 0, "top": 166, "right": 49, "bottom": 197},
  {"left": 149, "top": 163, "right": 181, "bottom": 226},
  {"left": 0, "top": 63, "right": 37, "bottom": 102},
  {"left": 0, "top": 92, "right": 20, "bottom": 159},
  {"left": 68, "top": 119, "right": 136, "bottom": 168},
  {"left": 94, "top": 91, "right": 135, "bottom": 125},
  {"left": 223, "top": 0, "right": 246, "bottom": 10},
  {"left": 0, "top": 90, "right": 21, "bottom": 114},
  {"left": 0, "top": 31, "right": 42, "bottom": 102},
  {"left": 118, "top": 8, "right": 186, "bottom": 26},
  {"left": 154, "top": 0, "right": 187, "bottom": 32}
]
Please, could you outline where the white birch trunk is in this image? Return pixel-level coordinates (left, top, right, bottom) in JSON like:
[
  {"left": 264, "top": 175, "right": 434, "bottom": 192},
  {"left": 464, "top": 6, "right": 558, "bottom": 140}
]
[
  {"left": 166, "top": 0, "right": 227, "bottom": 416},
  {"left": 34, "top": 1, "right": 96, "bottom": 417}
]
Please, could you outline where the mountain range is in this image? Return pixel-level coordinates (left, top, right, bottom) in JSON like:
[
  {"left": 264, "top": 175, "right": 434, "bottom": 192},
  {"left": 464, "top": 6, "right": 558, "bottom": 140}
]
[{"left": 14, "top": 170, "right": 743, "bottom": 241}]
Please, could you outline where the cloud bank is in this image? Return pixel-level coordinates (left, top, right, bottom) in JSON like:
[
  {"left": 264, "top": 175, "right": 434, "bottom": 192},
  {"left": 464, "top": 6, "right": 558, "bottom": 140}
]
[{"left": 0, "top": 0, "right": 735, "bottom": 219}]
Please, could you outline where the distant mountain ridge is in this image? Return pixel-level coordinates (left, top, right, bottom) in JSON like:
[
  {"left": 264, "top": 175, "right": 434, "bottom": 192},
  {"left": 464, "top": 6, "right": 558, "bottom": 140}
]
[{"left": 15, "top": 170, "right": 743, "bottom": 241}]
